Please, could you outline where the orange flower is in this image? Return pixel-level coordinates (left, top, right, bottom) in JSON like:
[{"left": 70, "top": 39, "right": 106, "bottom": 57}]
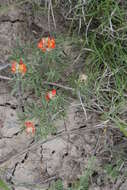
[
  {"left": 11, "top": 59, "right": 27, "bottom": 75},
  {"left": 47, "top": 37, "right": 55, "bottom": 50},
  {"left": 11, "top": 61, "right": 18, "bottom": 73},
  {"left": 18, "top": 62, "right": 27, "bottom": 74},
  {"left": 38, "top": 37, "right": 55, "bottom": 52},
  {"left": 38, "top": 40, "right": 43, "bottom": 49},
  {"left": 25, "top": 121, "right": 35, "bottom": 134},
  {"left": 45, "top": 89, "right": 56, "bottom": 101}
]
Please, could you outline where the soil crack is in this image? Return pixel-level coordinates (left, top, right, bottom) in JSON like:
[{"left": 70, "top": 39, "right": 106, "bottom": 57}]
[
  {"left": 0, "top": 130, "right": 22, "bottom": 139},
  {"left": 21, "top": 152, "right": 29, "bottom": 164},
  {"left": 12, "top": 162, "right": 19, "bottom": 177},
  {"left": 0, "top": 19, "right": 24, "bottom": 23},
  {"left": 0, "top": 102, "right": 18, "bottom": 110}
]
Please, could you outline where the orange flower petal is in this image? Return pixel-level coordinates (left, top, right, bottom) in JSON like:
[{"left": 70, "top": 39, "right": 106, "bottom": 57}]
[
  {"left": 50, "top": 38, "right": 55, "bottom": 49},
  {"left": 38, "top": 40, "right": 43, "bottom": 49},
  {"left": 45, "top": 94, "right": 50, "bottom": 101},
  {"left": 45, "top": 89, "right": 56, "bottom": 101},
  {"left": 38, "top": 39, "right": 47, "bottom": 52},
  {"left": 25, "top": 121, "right": 34, "bottom": 127},
  {"left": 11, "top": 61, "right": 18, "bottom": 73},
  {"left": 26, "top": 126, "right": 35, "bottom": 134},
  {"left": 52, "top": 89, "right": 56, "bottom": 96},
  {"left": 19, "top": 64, "right": 27, "bottom": 74},
  {"left": 47, "top": 37, "right": 55, "bottom": 50}
]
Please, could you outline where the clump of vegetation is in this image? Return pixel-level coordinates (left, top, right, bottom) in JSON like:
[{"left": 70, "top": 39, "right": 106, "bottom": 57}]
[
  {"left": 55, "top": 0, "right": 127, "bottom": 131},
  {"left": 9, "top": 35, "right": 83, "bottom": 138},
  {"left": 10, "top": 0, "right": 127, "bottom": 137},
  {"left": 6, "top": 0, "right": 127, "bottom": 188}
]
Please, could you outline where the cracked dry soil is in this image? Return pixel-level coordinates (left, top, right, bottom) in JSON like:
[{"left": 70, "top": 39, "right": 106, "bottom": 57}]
[
  {"left": 1, "top": 81, "right": 127, "bottom": 190},
  {"left": 0, "top": 1, "right": 127, "bottom": 190},
  {"left": 0, "top": 81, "right": 100, "bottom": 190}
]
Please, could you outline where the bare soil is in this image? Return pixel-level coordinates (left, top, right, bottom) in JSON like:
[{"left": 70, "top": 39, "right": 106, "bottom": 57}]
[{"left": 0, "top": 1, "right": 127, "bottom": 190}]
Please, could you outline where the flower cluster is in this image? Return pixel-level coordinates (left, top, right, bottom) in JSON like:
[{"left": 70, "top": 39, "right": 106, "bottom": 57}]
[
  {"left": 45, "top": 89, "right": 56, "bottom": 101},
  {"left": 38, "top": 37, "right": 55, "bottom": 52},
  {"left": 25, "top": 121, "right": 35, "bottom": 135},
  {"left": 11, "top": 59, "right": 27, "bottom": 75}
]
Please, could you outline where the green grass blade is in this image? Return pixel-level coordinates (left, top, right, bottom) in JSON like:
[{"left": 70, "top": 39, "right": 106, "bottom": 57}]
[{"left": 0, "top": 179, "right": 11, "bottom": 190}]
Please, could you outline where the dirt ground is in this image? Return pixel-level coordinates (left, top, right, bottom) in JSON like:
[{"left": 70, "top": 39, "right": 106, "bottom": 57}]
[
  {"left": 0, "top": 79, "right": 127, "bottom": 190},
  {"left": 0, "top": 1, "right": 127, "bottom": 190}
]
